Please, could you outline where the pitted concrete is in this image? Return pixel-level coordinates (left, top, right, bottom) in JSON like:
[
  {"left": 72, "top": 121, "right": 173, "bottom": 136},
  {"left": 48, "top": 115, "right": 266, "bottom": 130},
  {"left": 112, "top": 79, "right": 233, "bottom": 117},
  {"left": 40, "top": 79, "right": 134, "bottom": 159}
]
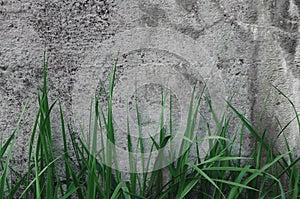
[{"left": 1, "top": 0, "right": 300, "bottom": 173}]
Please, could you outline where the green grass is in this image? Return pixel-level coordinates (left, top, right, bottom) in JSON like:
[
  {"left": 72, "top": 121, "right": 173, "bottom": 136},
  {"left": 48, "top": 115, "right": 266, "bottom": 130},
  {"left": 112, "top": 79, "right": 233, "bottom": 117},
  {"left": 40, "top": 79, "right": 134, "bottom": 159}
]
[{"left": 1, "top": 53, "right": 300, "bottom": 199}]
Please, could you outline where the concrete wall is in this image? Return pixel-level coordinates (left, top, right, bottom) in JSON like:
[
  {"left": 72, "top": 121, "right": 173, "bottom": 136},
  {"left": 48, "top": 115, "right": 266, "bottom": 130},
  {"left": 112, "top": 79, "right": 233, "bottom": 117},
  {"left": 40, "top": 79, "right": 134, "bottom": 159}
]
[{"left": 1, "top": 0, "right": 300, "bottom": 172}]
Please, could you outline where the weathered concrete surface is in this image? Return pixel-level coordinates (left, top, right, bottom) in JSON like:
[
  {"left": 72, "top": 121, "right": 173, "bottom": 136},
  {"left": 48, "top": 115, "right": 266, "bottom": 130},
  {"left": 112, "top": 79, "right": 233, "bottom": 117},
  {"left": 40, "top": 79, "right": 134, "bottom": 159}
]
[
  {"left": 1, "top": 0, "right": 299, "bottom": 172},
  {"left": 247, "top": 0, "right": 300, "bottom": 154}
]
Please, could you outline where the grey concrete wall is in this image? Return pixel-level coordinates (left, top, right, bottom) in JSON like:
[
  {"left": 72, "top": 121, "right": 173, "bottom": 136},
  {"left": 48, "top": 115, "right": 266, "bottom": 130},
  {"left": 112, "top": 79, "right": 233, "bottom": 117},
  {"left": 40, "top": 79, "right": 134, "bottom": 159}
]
[{"left": 1, "top": 0, "right": 300, "bottom": 172}]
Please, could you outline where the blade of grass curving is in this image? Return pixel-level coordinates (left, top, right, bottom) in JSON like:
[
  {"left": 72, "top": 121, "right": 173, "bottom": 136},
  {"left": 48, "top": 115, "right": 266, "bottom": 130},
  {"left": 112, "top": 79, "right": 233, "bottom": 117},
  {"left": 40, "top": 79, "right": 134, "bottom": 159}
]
[
  {"left": 213, "top": 179, "right": 258, "bottom": 191},
  {"left": 121, "top": 184, "right": 131, "bottom": 199},
  {"left": 260, "top": 172, "right": 286, "bottom": 199},
  {"left": 273, "top": 85, "right": 300, "bottom": 134},
  {"left": 229, "top": 152, "right": 289, "bottom": 198},
  {"left": 59, "top": 185, "right": 78, "bottom": 199},
  {"left": 123, "top": 191, "right": 148, "bottom": 199},
  {"left": 0, "top": 133, "right": 15, "bottom": 158},
  {"left": 7, "top": 171, "right": 27, "bottom": 198},
  {"left": 0, "top": 135, "right": 15, "bottom": 196},
  {"left": 20, "top": 155, "right": 62, "bottom": 198},
  {"left": 265, "top": 155, "right": 300, "bottom": 193},
  {"left": 7, "top": 168, "right": 29, "bottom": 198},
  {"left": 202, "top": 166, "right": 257, "bottom": 173},
  {"left": 0, "top": 99, "right": 29, "bottom": 198},
  {"left": 175, "top": 178, "right": 199, "bottom": 199},
  {"left": 262, "top": 139, "right": 300, "bottom": 195},
  {"left": 199, "top": 156, "right": 250, "bottom": 166},
  {"left": 227, "top": 165, "right": 254, "bottom": 199},
  {"left": 276, "top": 117, "right": 295, "bottom": 138},
  {"left": 187, "top": 163, "right": 225, "bottom": 198},
  {"left": 227, "top": 101, "right": 268, "bottom": 150},
  {"left": 111, "top": 182, "right": 124, "bottom": 199}
]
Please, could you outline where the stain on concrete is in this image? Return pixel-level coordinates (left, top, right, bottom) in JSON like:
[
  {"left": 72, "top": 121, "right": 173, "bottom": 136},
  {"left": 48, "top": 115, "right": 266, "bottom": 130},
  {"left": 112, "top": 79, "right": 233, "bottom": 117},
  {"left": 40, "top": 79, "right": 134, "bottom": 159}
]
[
  {"left": 278, "top": 34, "right": 298, "bottom": 56},
  {"left": 295, "top": 1, "right": 300, "bottom": 11},
  {"left": 29, "top": 0, "right": 115, "bottom": 46},
  {"left": 291, "top": 0, "right": 300, "bottom": 78},
  {"left": 213, "top": 0, "right": 258, "bottom": 25},
  {"left": 270, "top": 0, "right": 298, "bottom": 33},
  {"left": 240, "top": 3, "right": 258, "bottom": 24},
  {"left": 268, "top": 0, "right": 300, "bottom": 79},
  {"left": 139, "top": 4, "right": 166, "bottom": 27},
  {"left": 26, "top": 0, "right": 117, "bottom": 111},
  {"left": 175, "top": 24, "right": 204, "bottom": 40},
  {"left": 176, "top": 0, "right": 198, "bottom": 12}
]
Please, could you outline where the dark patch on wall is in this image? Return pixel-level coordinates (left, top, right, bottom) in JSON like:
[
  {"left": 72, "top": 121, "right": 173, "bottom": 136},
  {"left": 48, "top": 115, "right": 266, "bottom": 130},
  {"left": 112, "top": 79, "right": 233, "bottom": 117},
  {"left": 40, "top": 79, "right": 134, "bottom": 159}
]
[
  {"left": 268, "top": 0, "right": 299, "bottom": 65},
  {"left": 138, "top": 1, "right": 226, "bottom": 40},
  {"left": 292, "top": 66, "right": 300, "bottom": 79},
  {"left": 175, "top": 24, "right": 204, "bottom": 40},
  {"left": 295, "top": 0, "right": 300, "bottom": 11},
  {"left": 240, "top": 2, "right": 258, "bottom": 24},
  {"left": 175, "top": 0, "right": 198, "bottom": 12},
  {"left": 29, "top": 0, "right": 115, "bottom": 47},
  {"left": 175, "top": 0, "right": 205, "bottom": 28},
  {"left": 0, "top": 0, "right": 31, "bottom": 20},
  {"left": 208, "top": 0, "right": 258, "bottom": 24},
  {"left": 232, "top": 23, "right": 253, "bottom": 42},
  {"left": 26, "top": 0, "right": 116, "bottom": 111},
  {"left": 139, "top": 4, "right": 166, "bottom": 27},
  {"left": 291, "top": 0, "right": 300, "bottom": 79},
  {"left": 269, "top": 0, "right": 298, "bottom": 32},
  {"left": 28, "top": 0, "right": 116, "bottom": 72},
  {"left": 277, "top": 33, "right": 297, "bottom": 55}
]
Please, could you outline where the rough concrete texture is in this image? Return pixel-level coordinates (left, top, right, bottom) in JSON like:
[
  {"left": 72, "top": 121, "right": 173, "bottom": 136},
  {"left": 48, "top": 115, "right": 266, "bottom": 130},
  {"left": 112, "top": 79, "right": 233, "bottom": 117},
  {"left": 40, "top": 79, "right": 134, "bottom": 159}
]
[{"left": 1, "top": 0, "right": 300, "bottom": 172}]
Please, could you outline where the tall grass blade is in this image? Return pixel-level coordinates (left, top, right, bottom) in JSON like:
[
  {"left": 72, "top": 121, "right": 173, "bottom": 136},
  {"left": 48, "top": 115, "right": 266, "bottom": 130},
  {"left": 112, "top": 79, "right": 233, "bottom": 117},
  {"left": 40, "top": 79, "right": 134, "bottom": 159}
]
[{"left": 0, "top": 99, "right": 29, "bottom": 198}]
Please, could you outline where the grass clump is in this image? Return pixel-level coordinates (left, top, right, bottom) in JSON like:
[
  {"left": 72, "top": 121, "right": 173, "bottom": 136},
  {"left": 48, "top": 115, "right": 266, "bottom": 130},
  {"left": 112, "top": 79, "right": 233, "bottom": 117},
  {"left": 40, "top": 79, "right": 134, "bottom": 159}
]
[{"left": 1, "top": 54, "right": 300, "bottom": 199}]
